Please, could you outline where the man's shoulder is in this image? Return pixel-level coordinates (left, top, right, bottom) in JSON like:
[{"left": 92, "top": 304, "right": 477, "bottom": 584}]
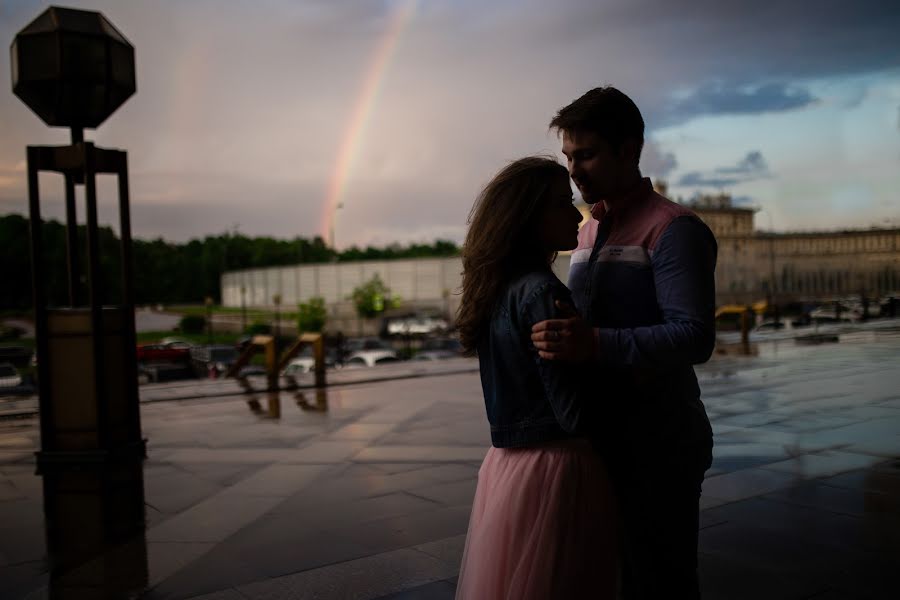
[
  {"left": 624, "top": 191, "right": 702, "bottom": 252},
  {"left": 636, "top": 191, "right": 698, "bottom": 231}
]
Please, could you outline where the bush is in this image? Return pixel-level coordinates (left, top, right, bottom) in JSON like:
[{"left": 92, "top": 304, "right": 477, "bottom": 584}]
[
  {"left": 298, "top": 297, "right": 327, "bottom": 333},
  {"left": 351, "top": 275, "right": 400, "bottom": 319},
  {"left": 246, "top": 321, "right": 272, "bottom": 335},
  {"left": 179, "top": 315, "right": 206, "bottom": 334}
]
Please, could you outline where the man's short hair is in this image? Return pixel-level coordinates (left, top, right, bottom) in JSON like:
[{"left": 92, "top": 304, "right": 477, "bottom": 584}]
[{"left": 550, "top": 86, "right": 645, "bottom": 159}]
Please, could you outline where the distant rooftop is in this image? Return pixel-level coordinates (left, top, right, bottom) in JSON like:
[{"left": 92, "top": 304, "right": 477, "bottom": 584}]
[{"left": 653, "top": 180, "right": 755, "bottom": 212}]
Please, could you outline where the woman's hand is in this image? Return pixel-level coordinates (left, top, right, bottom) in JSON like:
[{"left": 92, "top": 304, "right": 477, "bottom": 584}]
[{"left": 530, "top": 301, "right": 598, "bottom": 363}]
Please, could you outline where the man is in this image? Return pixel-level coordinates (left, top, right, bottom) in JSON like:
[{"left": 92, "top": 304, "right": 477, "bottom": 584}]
[{"left": 531, "top": 87, "right": 717, "bottom": 599}]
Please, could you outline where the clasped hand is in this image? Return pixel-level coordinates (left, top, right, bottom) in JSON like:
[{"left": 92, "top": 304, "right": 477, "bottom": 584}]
[{"left": 530, "top": 301, "right": 596, "bottom": 363}]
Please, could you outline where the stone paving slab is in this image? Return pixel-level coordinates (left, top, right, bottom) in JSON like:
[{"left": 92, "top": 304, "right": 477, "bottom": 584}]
[{"left": 1, "top": 330, "right": 899, "bottom": 599}]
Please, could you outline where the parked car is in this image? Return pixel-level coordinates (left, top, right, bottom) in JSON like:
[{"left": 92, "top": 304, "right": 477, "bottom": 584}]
[
  {"left": 237, "top": 365, "right": 267, "bottom": 377},
  {"left": 137, "top": 341, "right": 191, "bottom": 364},
  {"left": 754, "top": 320, "right": 786, "bottom": 332},
  {"left": 414, "top": 337, "right": 464, "bottom": 361},
  {"left": 159, "top": 337, "right": 192, "bottom": 350},
  {"left": 282, "top": 347, "right": 337, "bottom": 376},
  {"left": 0, "top": 362, "right": 22, "bottom": 388},
  {"left": 344, "top": 349, "right": 400, "bottom": 368},
  {"left": 0, "top": 346, "right": 33, "bottom": 368},
  {"left": 282, "top": 357, "right": 315, "bottom": 376},
  {"left": 808, "top": 305, "right": 860, "bottom": 323},
  {"left": 382, "top": 313, "right": 449, "bottom": 337},
  {"left": 190, "top": 345, "right": 238, "bottom": 378},
  {"left": 344, "top": 337, "right": 393, "bottom": 353}
]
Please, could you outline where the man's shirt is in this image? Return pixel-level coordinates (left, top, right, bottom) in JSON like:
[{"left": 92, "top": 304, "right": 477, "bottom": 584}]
[{"left": 568, "top": 178, "right": 717, "bottom": 453}]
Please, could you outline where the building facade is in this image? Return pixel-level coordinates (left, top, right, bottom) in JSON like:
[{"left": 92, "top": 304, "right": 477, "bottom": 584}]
[
  {"left": 222, "top": 192, "right": 899, "bottom": 317},
  {"left": 686, "top": 192, "right": 899, "bottom": 304}
]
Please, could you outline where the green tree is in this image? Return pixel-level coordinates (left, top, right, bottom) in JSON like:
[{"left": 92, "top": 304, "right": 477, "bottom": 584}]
[
  {"left": 297, "top": 297, "right": 327, "bottom": 332},
  {"left": 351, "top": 275, "right": 396, "bottom": 319},
  {"left": 0, "top": 213, "right": 458, "bottom": 309}
]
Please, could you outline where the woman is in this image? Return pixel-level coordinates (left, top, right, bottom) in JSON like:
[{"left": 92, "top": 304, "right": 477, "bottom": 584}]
[{"left": 455, "top": 157, "right": 617, "bottom": 600}]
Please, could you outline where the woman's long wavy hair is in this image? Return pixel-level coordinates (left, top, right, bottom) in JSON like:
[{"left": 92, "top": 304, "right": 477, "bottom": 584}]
[{"left": 457, "top": 156, "right": 569, "bottom": 355}]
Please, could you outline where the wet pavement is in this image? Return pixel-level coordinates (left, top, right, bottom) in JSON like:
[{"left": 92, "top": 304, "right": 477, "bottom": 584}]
[{"left": 1, "top": 327, "right": 899, "bottom": 599}]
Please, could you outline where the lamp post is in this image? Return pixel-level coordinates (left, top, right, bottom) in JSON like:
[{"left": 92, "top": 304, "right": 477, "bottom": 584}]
[
  {"left": 240, "top": 284, "right": 248, "bottom": 333},
  {"left": 11, "top": 6, "right": 143, "bottom": 468},
  {"left": 11, "top": 8, "right": 148, "bottom": 596},
  {"left": 329, "top": 202, "right": 344, "bottom": 253},
  {"left": 205, "top": 296, "right": 214, "bottom": 346},
  {"left": 757, "top": 208, "right": 778, "bottom": 324},
  {"left": 272, "top": 293, "right": 282, "bottom": 354}
]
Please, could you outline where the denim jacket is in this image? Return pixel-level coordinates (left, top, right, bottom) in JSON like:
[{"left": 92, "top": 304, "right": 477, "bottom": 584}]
[{"left": 477, "top": 269, "right": 591, "bottom": 448}]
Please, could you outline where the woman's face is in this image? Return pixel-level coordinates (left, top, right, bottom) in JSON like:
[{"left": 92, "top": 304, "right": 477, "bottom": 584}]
[{"left": 538, "top": 175, "right": 583, "bottom": 252}]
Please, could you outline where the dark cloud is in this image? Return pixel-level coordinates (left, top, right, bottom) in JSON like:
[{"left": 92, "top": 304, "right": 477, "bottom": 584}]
[
  {"left": 677, "top": 151, "right": 770, "bottom": 189},
  {"left": 715, "top": 151, "right": 769, "bottom": 177},
  {"left": 532, "top": 0, "right": 900, "bottom": 79},
  {"left": 2, "top": 0, "right": 898, "bottom": 243},
  {"left": 660, "top": 82, "right": 817, "bottom": 127},
  {"left": 677, "top": 172, "right": 738, "bottom": 189}
]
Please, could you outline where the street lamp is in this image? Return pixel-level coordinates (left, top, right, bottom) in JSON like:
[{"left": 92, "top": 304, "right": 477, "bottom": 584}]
[
  {"left": 757, "top": 208, "right": 779, "bottom": 324},
  {"left": 12, "top": 6, "right": 136, "bottom": 145},
  {"left": 205, "top": 296, "right": 214, "bottom": 346},
  {"left": 11, "top": 10, "right": 149, "bottom": 596},
  {"left": 11, "top": 6, "right": 143, "bottom": 468},
  {"left": 240, "top": 284, "right": 248, "bottom": 333},
  {"left": 272, "top": 293, "right": 282, "bottom": 354},
  {"left": 330, "top": 202, "right": 344, "bottom": 253}
]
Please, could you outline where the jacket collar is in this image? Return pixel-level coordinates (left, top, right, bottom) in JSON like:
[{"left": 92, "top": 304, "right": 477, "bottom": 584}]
[{"left": 589, "top": 177, "right": 653, "bottom": 223}]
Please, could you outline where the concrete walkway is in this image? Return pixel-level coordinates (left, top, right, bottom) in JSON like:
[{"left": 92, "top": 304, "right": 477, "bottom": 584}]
[{"left": 1, "top": 328, "right": 899, "bottom": 599}]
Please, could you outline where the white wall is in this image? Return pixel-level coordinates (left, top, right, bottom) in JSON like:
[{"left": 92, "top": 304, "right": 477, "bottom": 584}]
[{"left": 221, "top": 255, "right": 573, "bottom": 312}]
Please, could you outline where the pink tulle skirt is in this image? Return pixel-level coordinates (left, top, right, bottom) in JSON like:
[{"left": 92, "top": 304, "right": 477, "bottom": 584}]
[{"left": 456, "top": 439, "right": 618, "bottom": 600}]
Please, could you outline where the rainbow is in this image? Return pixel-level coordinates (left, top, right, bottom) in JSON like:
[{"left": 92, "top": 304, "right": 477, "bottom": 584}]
[{"left": 320, "top": 0, "right": 417, "bottom": 246}]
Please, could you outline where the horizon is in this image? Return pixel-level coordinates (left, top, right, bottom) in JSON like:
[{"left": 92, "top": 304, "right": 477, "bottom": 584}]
[{"left": 2, "top": 0, "right": 899, "bottom": 246}]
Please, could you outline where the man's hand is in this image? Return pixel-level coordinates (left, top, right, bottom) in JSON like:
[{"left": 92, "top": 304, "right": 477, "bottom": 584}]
[{"left": 530, "top": 301, "right": 597, "bottom": 362}]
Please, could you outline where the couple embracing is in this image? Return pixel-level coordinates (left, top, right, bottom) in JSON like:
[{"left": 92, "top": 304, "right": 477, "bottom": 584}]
[{"left": 455, "top": 87, "right": 717, "bottom": 599}]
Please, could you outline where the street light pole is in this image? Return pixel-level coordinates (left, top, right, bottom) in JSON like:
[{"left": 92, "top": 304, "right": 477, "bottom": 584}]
[
  {"left": 273, "top": 293, "right": 282, "bottom": 355},
  {"left": 12, "top": 5, "right": 145, "bottom": 468},
  {"left": 205, "top": 296, "right": 213, "bottom": 346},
  {"left": 330, "top": 202, "right": 344, "bottom": 253},
  {"left": 240, "top": 284, "right": 247, "bottom": 333},
  {"left": 757, "top": 208, "right": 778, "bottom": 324}
]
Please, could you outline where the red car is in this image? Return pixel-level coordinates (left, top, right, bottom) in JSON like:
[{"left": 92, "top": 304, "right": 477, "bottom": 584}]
[{"left": 136, "top": 342, "right": 191, "bottom": 364}]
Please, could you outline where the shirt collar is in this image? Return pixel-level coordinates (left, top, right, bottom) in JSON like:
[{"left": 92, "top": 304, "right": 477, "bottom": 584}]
[{"left": 589, "top": 177, "right": 653, "bottom": 223}]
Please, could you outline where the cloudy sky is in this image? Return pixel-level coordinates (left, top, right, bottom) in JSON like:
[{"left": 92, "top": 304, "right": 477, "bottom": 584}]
[{"left": 1, "top": 0, "right": 898, "bottom": 246}]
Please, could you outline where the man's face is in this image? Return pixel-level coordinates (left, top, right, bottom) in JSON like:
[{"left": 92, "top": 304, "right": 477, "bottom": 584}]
[{"left": 561, "top": 130, "right": 627, "bottom": 204}]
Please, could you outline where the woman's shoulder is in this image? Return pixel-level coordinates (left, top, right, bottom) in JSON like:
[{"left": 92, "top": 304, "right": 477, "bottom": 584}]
[{"left": 506, "top": 269, "right": 570, "bottom": 307}]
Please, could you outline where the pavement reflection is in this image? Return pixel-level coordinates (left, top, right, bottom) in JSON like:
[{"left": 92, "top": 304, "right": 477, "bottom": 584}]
[{"left": 1, "top": 329, "right": 898, "bottom": 599}]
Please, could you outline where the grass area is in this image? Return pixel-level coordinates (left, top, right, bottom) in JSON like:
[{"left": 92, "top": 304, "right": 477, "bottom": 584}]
[
  {"left": 164, "top": 305, "right": 300, "bottom": 322},
  {"left": 166, "top": 304, "right": 245, "bottom": 316}
]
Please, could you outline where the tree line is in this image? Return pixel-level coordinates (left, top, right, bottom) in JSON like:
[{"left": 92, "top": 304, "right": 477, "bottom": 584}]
[{"left": 0, "top": 214, "right": 459, "bottom": 309}]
